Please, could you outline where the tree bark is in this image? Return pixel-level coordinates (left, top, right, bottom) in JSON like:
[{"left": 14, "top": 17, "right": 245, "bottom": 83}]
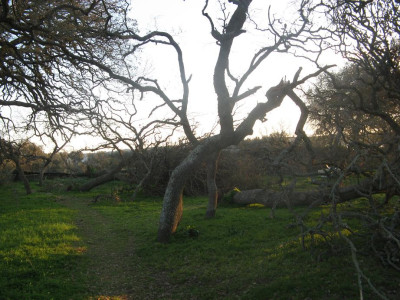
[
  {"left": 205, "top": 151, "right": 220, "bottom": 218},
  {"left": 213, "top": 3, "right": 250, "bottom": 137},
  {"left": 79, "top": 161, "right": 124, "bottom": 192}
]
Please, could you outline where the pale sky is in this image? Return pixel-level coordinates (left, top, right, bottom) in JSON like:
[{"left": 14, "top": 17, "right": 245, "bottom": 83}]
[
  {"left": 63, "top": 0, "right": 343, "bottom": 151},
  {"left": 127, "top": 0, "right": 340, "bottom": 138}
]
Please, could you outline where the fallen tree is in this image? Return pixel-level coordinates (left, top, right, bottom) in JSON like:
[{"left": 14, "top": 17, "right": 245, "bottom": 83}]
[
  {"left": 79, "top": 160, "right": 125, "bottom": 192},
  {"left": 233, "top": 177, "right": 399, "bottom": 208}
]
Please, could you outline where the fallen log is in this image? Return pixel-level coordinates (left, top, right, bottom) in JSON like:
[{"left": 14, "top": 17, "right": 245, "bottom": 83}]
[
  {"left": 79, "top": 161, "right": 124, "bottom": 192},
  {"left": 233, "top": 188, "right": 325, "bottom": 207},
  {"left": 232, "top": 178, "right": 396, "bottom": 208}
]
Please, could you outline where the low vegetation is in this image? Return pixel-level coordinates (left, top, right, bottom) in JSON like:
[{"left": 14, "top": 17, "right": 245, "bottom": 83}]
[{"left": 1, "top": 179, "right": 399, "bottom": 299}]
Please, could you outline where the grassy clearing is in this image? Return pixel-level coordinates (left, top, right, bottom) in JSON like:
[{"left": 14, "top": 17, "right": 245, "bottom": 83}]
[{"left": 1, "top": 179, "right": 399, "bottom": 299}]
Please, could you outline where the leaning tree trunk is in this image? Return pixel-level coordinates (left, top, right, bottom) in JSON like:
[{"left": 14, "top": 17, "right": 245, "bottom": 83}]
[
  {"left": 157, "top": 165, "right": 187, "bottom": 243},
  {"left": 157, "top": 137, "right": 225, "bottom": 243},
  {"left": 205, "top": 151, "right": 220, "bottom": 218},
  {"left": 79, "top": 161, "right": 124, "bottom": 192}
]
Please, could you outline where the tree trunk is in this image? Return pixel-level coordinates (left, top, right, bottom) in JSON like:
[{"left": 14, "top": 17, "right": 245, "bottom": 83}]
[
  {"left": 157, "top": 136, "right": 226, "bottom": 243},
  {"left": 79, "top": 161, "right": 124, "bottom": 192},
  {"left": 39, "top": 157, "right": 57, "bottom": 186},
  {"left": 157, "top": 167, "right": 186, "bottom": 243},
  {"left": 16, "top": 160, "right": 32, "bottom": 195},
  {"left": 233, "top": 178, "right": 394, "bottom": 208},
  {"left": 205, "top": 151, "right": 220, "bottom": 218},
  {"left": 38, "top": 159, "right": 51, "bottom": 186},
  {"left": 39, "top": 168, "right": 45, "bottom": 186}
]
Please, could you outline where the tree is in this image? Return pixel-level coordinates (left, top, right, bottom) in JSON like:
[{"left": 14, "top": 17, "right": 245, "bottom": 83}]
[
  {"left": 9, "top": 0, "right": 325, "bottom": 239},
  {"left": 153, "top": 0, "right": 332, "bottom": 242},
  {"left": 0, "top": 0, "right": 342, "bottom": 243},
  {"left": 77, "top": 102, "right": 174, "bottom": 197},
  {"left": 302, "top": 1, "right": 400, "bottom": 298},
  {"left": 219, "top": 1, "right": 400, "bottom": 295},
  {"left": 35, "top": 131, "right": 72, "bottom": 186},
  {"left": 307, "top": 64, "right": 397, "bottom": 155},
  {"left": 0, "top": 138, "right": 32, "bottom": 194},
  {"left": 2, "top": 0, "right": 398, "bottom": 295},
  {"left": 323, "top": 0, "right": 400, "bottom": 134},
  {"left": 310, "top": 0, "right": 400, "bottom": 193},
  {"left": 26, "top": 0, "right": 330, "bottom": 242},
  {"left": 0, "top": 0, "right": 129, "bottom": 161}
]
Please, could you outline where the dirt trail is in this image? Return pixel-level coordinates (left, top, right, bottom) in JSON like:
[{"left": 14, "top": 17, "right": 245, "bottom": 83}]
[{"left": 60, "top": 196, "right": 137, "bottom": 299}]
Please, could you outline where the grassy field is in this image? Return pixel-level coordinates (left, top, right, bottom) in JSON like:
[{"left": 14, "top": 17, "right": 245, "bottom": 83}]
[{"left": 1, "top": 179, "right": 399, "bottom": 299}]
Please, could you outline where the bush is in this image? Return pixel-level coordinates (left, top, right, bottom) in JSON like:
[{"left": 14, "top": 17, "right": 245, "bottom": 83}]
[{"left": 222, "top": 187, "right": 240, "bottom": 204}]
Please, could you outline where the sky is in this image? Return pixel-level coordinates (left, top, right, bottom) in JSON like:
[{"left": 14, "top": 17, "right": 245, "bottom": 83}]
[
  {"left": 127, "top": 0, "right": 341, "bottom": 138},
  {"left": 63, "top": 0, "right": 343, "bottom": 151}
]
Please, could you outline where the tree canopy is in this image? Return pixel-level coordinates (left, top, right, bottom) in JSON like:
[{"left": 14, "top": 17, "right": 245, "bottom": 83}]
[{"left": 0, "top": 0, "right": 129, "bottom": 133}]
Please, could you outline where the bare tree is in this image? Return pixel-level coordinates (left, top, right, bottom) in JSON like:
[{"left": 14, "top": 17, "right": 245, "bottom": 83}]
[
  {"left": 77, "top": 97, "right": 175, "bottom": 198},
  {"left": 154, "top": 0, "right": 332, "bottom": 242}
]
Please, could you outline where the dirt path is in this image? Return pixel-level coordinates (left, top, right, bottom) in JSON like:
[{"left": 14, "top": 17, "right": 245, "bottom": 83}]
[{"left": 60, "top": 196, "right": 138, "bottom": 299}]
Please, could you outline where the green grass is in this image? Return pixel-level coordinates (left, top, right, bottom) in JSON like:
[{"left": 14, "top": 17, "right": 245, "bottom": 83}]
[
  {"left": 0, "top": 182, "right": 87, "bottom": 300},
  {"left": 93, "top": 198, "right": 399, "bottom": 299},
  {"left": 1, "top": 179, "right": 399, "bottom": 299}
]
